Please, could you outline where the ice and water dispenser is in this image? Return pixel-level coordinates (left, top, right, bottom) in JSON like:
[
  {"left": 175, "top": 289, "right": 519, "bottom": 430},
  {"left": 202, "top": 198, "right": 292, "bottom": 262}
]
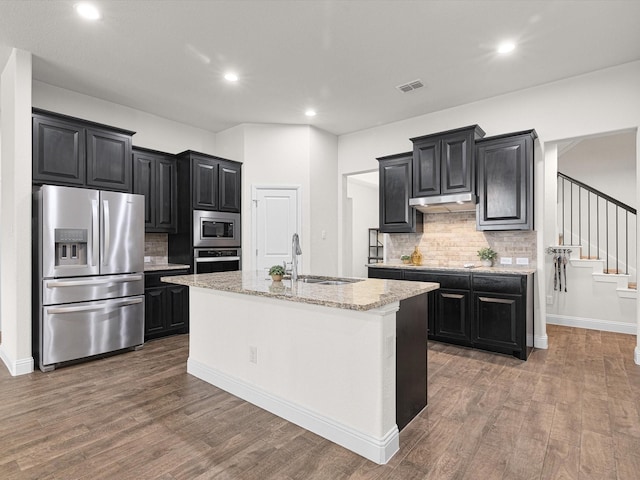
[{"left": 54, "top": 228, "right": 88, "bottom": 267}]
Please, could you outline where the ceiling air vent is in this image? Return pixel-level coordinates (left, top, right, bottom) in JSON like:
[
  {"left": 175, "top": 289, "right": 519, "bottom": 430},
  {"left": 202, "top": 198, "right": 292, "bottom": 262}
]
[{"left": 396, "top": 79, "right": 424, "bottom": 93}]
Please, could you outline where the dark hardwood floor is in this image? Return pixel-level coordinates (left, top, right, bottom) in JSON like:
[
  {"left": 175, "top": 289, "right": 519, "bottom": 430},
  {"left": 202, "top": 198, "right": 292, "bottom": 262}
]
[{"left": 1, "top": 324, "right": 639, "bottom": 479}]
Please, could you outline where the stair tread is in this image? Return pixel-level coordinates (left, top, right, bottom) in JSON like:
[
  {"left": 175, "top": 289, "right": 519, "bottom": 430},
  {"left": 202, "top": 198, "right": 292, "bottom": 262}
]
[{"left": 628, "top": 282, "right": 637, "bottom": 290}]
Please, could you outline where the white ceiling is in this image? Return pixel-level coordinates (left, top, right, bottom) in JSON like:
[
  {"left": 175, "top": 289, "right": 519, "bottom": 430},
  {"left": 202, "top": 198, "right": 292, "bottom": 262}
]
[{"left": 1, "top": 1, "right": 639, "bottom": 136}]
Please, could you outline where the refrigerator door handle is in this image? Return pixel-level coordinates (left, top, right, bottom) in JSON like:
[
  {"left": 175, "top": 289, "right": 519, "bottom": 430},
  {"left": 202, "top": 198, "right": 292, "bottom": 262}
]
[
  {"left": 91, "top": 199, "right": 99, "bottom": 267},
  {"left": 46, "top": 297, "right": 143, "bottom": 314},
  {"left": 45, "top": 275, "right": 144, "bottom": 288},
  {"left": 103, "top": 199, "right": 110, "bottom": 266}
]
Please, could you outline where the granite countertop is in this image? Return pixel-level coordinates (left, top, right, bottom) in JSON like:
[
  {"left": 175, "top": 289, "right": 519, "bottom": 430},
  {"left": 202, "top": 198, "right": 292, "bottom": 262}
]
[
  {"left": 144, "top": 262, "right": 191, "bottom": 272},
  {"left": 162, "top": 270, "right": 439, "bottom": 312},
  {"left": 367, "top": 263, "right": 536, "bottom": 275}
]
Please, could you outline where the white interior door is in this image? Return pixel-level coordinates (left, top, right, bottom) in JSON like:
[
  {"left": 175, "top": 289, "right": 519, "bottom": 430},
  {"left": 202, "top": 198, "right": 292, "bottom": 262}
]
[{"left": 253, "top": 187, "right": 300, "bottom": 275}]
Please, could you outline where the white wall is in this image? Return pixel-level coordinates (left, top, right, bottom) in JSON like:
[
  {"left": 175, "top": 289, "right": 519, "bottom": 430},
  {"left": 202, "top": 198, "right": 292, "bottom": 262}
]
[
  {"left": 216, "top": 123, "right": 339, "bottom": 276},
  {"left": 338, "top": 62, "right": 640, "bottom": 175},
  {"left": 337, "top": 60, "right": 640, "bottom": 350},
  {"left": 346, "top": 178, "right": 378, "bottom": 278},
  {"left": 559, "top": 131, "right": 636, "bottom": 208},
  {"left": 309, "top": 127, "right": 338, "bottom": 276},
  {"left": 32, "top": 81, "right": 217, "bottom": 154},
  {"left": 0, "top": 49, "right": 33, "bottom": 375}
]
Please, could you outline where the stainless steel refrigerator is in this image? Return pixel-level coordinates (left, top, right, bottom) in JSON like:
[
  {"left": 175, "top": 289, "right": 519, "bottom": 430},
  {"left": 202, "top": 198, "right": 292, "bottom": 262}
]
[{"left": 33, "top": 184, "right": 145, "bottom": 372}]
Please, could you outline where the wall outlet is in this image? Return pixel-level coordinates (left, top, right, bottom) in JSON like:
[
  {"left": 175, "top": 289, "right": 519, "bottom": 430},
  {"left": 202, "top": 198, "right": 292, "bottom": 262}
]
[
  {"left": 249, "top": 346, "right": 258, "bottom": 364},
  {"left": 500, "top": 257, "right": 513, "bottom": 265},
  {"left": 546, "top": 295, "right": 553, "bottom": 305},
  {"left": 516, "top": 257, "right": 529, "bottom": 265},
  {"left": 144, "top": 256, "right": 151, "bottom": 263}
]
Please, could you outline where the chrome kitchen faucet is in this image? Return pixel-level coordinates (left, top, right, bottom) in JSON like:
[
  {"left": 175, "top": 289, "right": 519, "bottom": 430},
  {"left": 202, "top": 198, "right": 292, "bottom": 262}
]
[{"left": 291, "top": 233, "right": 302, "bottom": 282}]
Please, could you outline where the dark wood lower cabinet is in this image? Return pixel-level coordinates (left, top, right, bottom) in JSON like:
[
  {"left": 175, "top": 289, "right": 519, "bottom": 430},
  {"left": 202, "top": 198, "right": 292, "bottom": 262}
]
[
  {"left": 404, "top": 270, "right": 472, "bottom": 347},
  {"left": 471, "top": 274, "right": 531, "bottom": 360},
  {"left": 144, "top": 270, "right": 189, "bottom": 341},
  {"left": 368, "top": 266, "right": 533, "bottom": 360},
  {"left": 473, "top": 293, "right": 520, "bottom": 352},
  {"left": 435, "top": 290, "right": 471, "bottom": 346},
  {"left": 395, "top": 293, "right": 428, "bottom": 431}
]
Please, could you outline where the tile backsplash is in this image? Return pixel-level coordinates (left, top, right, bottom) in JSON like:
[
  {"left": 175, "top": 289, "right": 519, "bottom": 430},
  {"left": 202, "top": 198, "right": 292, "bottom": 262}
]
[
  {"left": 385, "top": 212, "right": 537, "bottom": 267},
  {"left": 144, "top": 233, "right": 168, "bottom": 263}
]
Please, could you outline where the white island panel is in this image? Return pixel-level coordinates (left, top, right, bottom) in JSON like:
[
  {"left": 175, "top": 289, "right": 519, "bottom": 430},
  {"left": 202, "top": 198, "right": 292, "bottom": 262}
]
[{"left": 187, "top": 286, "right": 401, "bottom": 464}]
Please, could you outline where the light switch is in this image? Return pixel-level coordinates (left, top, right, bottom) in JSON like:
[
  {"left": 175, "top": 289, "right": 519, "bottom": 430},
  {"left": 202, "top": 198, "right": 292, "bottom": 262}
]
[
  {"left": 516, "top": 257, "right": 529, "bottom": 265},
  {"left": 500, "top": 257, "right": 513, "bottom": 265}
]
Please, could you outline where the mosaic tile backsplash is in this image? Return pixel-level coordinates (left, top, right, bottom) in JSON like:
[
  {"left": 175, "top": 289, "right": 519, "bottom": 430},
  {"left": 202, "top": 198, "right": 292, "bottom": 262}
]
[{"left": 385, "top": 212, "right": 537, "bottom": 267}]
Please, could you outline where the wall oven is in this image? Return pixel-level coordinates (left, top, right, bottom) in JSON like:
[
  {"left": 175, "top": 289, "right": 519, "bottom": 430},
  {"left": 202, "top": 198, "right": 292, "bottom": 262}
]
[
  {"left": 194, "top": 248, "right": 242, "bottom": 274},
  {"left": 193, "top": 210, "right": 241, "bottom": 248}
]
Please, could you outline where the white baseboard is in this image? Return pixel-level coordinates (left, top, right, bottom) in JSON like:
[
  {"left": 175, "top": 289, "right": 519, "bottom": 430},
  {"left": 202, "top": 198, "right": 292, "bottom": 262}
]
[
  {"left": 187, "top": 358, "right": 399, "bottom": 464},
  {"left": 547, "top": 314, "right": 637, "bottom": 335},
  {"left": 534, "top": 334, "right": 548, "bottom": 349},
  {"left": 635, "top": 346, "right": 640, "bottom": 365},
  {"left": 0, "top": 345, "right": 34, "bottom": 376}
]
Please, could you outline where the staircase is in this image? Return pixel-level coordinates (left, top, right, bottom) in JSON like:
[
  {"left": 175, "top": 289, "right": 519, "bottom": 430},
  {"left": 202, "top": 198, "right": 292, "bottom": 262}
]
[
  {"left": 557, "top": 172, "right": 637, "bottom": 295},
  {"left": 547, "top": 173, "right": 637, "bottom": 334}
]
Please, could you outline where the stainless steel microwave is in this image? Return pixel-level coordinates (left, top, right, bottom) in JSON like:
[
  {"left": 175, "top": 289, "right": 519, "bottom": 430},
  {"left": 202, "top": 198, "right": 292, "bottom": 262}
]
[{"left": 193, "top": 210, "right": 241, "bottom": 248}]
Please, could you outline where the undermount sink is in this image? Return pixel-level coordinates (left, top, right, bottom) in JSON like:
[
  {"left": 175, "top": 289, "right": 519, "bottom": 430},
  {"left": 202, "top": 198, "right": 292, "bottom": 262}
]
[{"left": 299, "top": 276, "right": 363, "bottom": 286}]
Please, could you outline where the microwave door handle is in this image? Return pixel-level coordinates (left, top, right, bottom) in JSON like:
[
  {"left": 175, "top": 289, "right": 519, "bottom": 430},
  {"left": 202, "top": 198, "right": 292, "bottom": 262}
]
[
  {"left": 91, "top": 199, "right": 99, "bottom": 267},
  {"left": 102, "top": 199, "right": 110, "bottom": 266}
]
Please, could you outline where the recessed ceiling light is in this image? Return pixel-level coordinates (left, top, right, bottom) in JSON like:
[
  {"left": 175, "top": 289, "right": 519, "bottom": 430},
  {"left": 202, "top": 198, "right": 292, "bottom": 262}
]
[
  {"left": 305, "top": 109, "right": 317, "bottom": 117},
  {"left": 497, "top": 41, "right": 516, "bottom": 54},
  {"left": 75, "top": 2, "right": 101, "bottom": 21},
  {"left": 224, "top": 72, "right": 239, "bottom": 82}
]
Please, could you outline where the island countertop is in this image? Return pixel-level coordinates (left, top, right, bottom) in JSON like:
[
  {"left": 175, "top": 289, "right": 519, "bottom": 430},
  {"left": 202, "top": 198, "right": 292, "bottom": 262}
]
[{"left": 162, "top": 270, "right": 439, "bottom": 311}]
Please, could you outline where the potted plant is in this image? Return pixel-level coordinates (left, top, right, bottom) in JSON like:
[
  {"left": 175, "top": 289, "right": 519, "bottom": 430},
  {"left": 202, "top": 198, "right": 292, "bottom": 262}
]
[
  {"left": 268, "top": 265, "right": 286, "bottom": 282},
  {"left": 477, "top": 247, "right": 498, "bottom": 267},
  {"left": 400, "top": 254, "right": 411, "bottom": 265}
]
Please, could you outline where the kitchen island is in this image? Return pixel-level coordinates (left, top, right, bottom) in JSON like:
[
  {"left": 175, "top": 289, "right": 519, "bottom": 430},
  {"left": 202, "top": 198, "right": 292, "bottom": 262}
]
[{"left": 163, "top": 270, "right": 439, "bottom": 464}]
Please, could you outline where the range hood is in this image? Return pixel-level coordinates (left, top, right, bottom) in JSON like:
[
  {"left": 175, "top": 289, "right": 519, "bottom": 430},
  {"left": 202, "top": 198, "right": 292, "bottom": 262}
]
[{"left": 409, "top": 192, "right": 478, "bottom": 213}]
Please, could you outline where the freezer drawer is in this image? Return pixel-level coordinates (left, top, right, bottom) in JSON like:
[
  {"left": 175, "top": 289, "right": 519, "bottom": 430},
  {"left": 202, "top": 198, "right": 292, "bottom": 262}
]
[
  {"left": 41, "top": 295, "right": 144, "bottom": 368},
  {"left": 42, "top": 273, "right": 144, "bottom": 305}
]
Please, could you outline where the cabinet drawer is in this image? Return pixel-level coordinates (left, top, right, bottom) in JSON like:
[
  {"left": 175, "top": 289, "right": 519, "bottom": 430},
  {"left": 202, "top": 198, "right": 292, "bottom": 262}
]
[
  {"left": 404, "top": 270, "right": 470, "bottom": 289},
  {"left": 368, "top": 268, "right": 404, "bottom": 280},
  {"left": 145, "top": 269, "right": 189, "bottom": 288},
  {"left": 472, "top": 274, "right": 524, "bottom": 294}
]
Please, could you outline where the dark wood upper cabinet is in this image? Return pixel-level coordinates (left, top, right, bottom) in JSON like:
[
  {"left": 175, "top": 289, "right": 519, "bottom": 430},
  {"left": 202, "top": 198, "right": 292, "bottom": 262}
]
[
  {"left": 378, "top": 152, "right": 423, "bottom": 233},
  {"left": 133, "top": 147, "right": 177, "bottom": 233},
  {"left": 32, "top": 109, "right": 134, "bottom": 192},
  {"left": 192, "top": 155, "right": 219, "bottom": 210},
  {"left": 32, "top": 114, "right": 86, "bottom": 186},
  {"left": 133, "top": 152, "right": 155, "bottom": 229},
  {"left": 476, "top": 130, "right": 537, "bottom": 231},
  {"left": 219, "top": 162, "right": 242, "bottom": 212},
  {"left": 176, "top": 150, "right": 241, "bottom": 213},
  {"left": 412, "top": 137, "right": 440, "bottom": 196},
  {"left": 86, "top": 127, "right": 132, "bottom": 192},
  {"left": 411, "top": 125, "right": 485, "bottom": 198},
  {"left": 156, "top": 157, "right": 178, "bottom": 230}
]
